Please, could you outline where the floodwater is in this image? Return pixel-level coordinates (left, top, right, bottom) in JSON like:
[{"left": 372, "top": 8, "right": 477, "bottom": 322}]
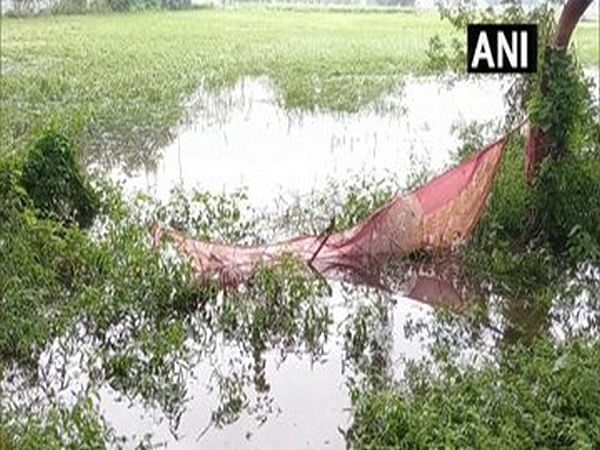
[
  {"left": 6, "top": 72, "right": 597, "bottom": 449},
  {"left": 114, "top": 76, "right": 508, "bottom": 209},
  {"left": 105, "top": 75, "right": 514, "bottom": 449},
  {"left": 99, "top": 288, "right": 434, "bottom": 449},
  {"left": 102, "top": 72, "right": 599, "bottom": 449}
]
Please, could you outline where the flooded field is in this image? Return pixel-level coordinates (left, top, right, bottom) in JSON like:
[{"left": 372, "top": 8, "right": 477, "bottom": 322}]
[
  {"left": 2, "top": 63, "right": 599, "bottom": 449},
  {"left": 86, "top": 72, "right": 598, "bottom": 448},
  {"left": 113, "top": 76, "right": 507, "bottom": 209},
  {"left": 108, "top": 76, "right": 508, "bottom": 448},
  {"left": 1, "top": 1, "right": 599, "bottom": 446}
]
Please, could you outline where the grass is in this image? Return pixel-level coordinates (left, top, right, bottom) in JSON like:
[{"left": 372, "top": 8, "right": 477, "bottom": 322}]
[
  {"left": 1, "top": 9, "right": 597, "bottom": 164},
  {"left": 1, "top": 8, "right": 599, "bottom": 449},
  {"left": 0, "top": 9, "right": 447, "bottom": 161}
]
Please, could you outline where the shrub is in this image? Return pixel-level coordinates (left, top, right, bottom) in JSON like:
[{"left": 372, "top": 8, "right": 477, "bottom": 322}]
[
  {"left": 20, "top": 130, "right": 98, "bottom": 228},
  {"left": 349, "top": 339, "right": 600, "bottom": 449}
]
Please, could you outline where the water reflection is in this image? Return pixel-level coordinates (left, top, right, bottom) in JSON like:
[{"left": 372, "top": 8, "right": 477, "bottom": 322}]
[
  {"left": 4, "top": 72, "right": 599, "bottom": 448},
  {"left": 2, "top": 244, "right": 597, "bottom": 448},
  {"left": 0, "top": 253, "right": 492, "bottom": 449},
  {"left": 112, "top": 76, "right": 507, "bottom": 210}
]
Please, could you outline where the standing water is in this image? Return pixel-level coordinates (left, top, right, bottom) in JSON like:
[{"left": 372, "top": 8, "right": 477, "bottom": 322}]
[
  {"left": 103, "top": 75, "right": 512, "bottom": 449},
  {"left": 114, "top": 76, "right": 507, "bottom": 209}
]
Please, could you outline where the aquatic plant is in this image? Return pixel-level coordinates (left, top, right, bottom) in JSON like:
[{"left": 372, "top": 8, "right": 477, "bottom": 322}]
[{"left": 0, "top": 126, "right": 338, "bottom": 446}]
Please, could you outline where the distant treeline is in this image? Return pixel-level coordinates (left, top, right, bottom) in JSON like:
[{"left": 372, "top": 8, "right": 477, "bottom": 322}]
[
  {"left": 2, "top": 0, "right": 203, "bottom": 15},
  {"left": 2, "top": 0, "right": 417, "bottom": 16}
]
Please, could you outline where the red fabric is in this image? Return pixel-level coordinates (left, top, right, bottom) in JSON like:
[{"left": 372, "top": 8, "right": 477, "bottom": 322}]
[
  {"left": 416, "top": 148, "right": 485, "bottom": 215},
  {"left": 153, "top": 134, "right": 512, "bottom": 288}
]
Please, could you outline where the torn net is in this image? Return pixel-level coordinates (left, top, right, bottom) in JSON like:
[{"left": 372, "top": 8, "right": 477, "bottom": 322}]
[{"left": 153, "top": 134, "right": 510, "bottom": 288}]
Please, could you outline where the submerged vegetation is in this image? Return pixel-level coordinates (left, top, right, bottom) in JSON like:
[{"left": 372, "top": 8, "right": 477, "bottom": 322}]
[
  {"left": 1, "top": 9, "right": 598, "bottom": 168},
  {"left": 1, "top": 3, "right": 599, "bottom": 449},
  {"left": 347, "top": 2, "right": 600, "bottom": 448},
  {"left": 0, "top": 128, "right": 333, "bottom": 447}
]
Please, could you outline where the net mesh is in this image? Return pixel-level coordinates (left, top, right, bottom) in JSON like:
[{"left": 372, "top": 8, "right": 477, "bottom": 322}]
[{"left": 153, "top": 135, "right": 510, "bottom": 287}]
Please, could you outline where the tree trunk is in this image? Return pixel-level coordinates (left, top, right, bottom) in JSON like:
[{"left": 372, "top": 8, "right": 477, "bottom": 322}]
[{"left": 525, "top": 0, "right": 594, "bottom": 183}]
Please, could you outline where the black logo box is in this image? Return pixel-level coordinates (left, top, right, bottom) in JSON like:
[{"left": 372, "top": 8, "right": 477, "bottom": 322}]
[{"left": 467, "top": 24, "right": 538, "bottom": 73}]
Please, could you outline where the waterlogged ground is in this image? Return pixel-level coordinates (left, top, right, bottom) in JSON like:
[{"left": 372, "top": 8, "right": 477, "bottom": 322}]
[
  {"left": 1, "top": 10, "right": 597, "bottom": 160},
  {"left": 113, "top": 76, "right": 507, "bottom": 209},
  {"left": 92, "top": 72, "right": 597, "bottom": 447},
  {"left": 2, "top": 69, "right": 599, "bottom": 448}
]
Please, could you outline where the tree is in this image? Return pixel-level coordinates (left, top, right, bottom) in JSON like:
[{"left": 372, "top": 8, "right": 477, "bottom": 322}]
[{"left": 525, "top": 0, "right": 595, "bottom": 182}]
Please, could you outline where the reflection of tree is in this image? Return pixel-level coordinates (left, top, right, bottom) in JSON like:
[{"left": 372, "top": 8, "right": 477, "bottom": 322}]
[
  {"left": 395, "top": 257, "right": 598, "bottom": 369},
  {"left": 0, "top": 254, "right": 332, "bottom": 444},
  {"left": 341, "top": 258, "right": 490, "bottom": 391},
  {"left": 80, "top": 125, "right": 174, "bottom": 177},
  {"left": 252, "top": 348, "right": 270, "bottom": 394},
  {"left": 342, "top": 290, "right": 393, "bottom": 389}
]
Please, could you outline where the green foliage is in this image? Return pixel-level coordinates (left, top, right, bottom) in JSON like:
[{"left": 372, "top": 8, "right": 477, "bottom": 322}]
[
  {"left": 474, "top": 137, "right": 532, "bottom": 243},
  {"left": 426, "top": 1, "right": 560, "bottom": 74},
  {"left": 2, "top": 11, "right": 596, "bottom": 168},
  {"left": 526, "top": 49, "right": 600, "bottom": 258},
  {"left": 157, "top": 187, "right": 257, "bottom": 242},
  {"left": 347, "top": 6, "right": 600, "bottom": 448},
  {"left": 462, "top": 30, "right": 600, "bottom": 285},
  {"left": 0, "top": 11, "right": 441, "bottom": 163},
  {"left": 105, "top": 0, "right": 162, "bottom": 11},
  {"left": 20, "top": 130, "right": 99, "bottom": 228},
  {"left": 0, "top": 157, "right": 30, "bottom": 224},
  {"left": 529, "top": 49, "right": 595, "bottom": 160},
  {"left": 1, "top": 398, "right": 123, "bottom": 449},
  {"left": 534, "top": 152, "right": 600, "bottom": 258},
  {"left": 51, "top": 0, "right": 89, "bottom": 14},
  {"left": 160, "top": 0, "right": 191, "bottom": 10},
  {"left": 1, "top": 7, "right": 599, "bottom": 449},
  {"left": 218, "top": 256, "right": 331, "bottom": 354},
  {"left": 334, "top": 178, "right": 396, "bottom": 231},
  {"left": 274, "top": 173, "right": 404, "bottom": 237},
  {"left": 103, "top": 0, "right": 192, "bottom": 11},
  {"left": 343, "top": 297, "right": 393, "bottom": 388},
  {"left": 349, "top": 339, "right": 600, "bottom": 449},
  {"left": 0, "top": 130, "right": 336, "bottom": 446}
]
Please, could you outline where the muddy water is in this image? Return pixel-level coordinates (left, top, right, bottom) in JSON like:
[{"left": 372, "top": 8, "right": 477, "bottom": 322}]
[
  {"left": 113, "top": 76, "right": 507, "bottom": 209},
  {"left": 100, "top": 71, "right": 600, "bottom": 449},
  {"left": 101, "top": 76, "right": 516, "bottom": 449}
]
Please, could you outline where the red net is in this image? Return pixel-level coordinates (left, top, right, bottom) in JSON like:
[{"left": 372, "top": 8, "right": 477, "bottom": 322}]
[{"left": 153, "top": 134, "right": 510, "bottom": 287}]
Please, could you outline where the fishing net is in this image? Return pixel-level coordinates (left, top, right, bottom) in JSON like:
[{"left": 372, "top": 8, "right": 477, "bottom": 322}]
[{"left": 153, "top": 133, "right": 511, "bottom": 288}]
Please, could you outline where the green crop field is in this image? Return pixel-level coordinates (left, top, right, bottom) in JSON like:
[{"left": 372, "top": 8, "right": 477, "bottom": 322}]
[
  {"left": 1, "top": 9, "right": 597, "bottom": 159},
  {"left": 2, "top": 7, "right": 600, "bottom": 448}
]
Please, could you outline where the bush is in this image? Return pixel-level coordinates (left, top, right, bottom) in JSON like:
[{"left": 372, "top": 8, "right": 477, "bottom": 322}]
[
  {"left": 374, "top": 0, "right": 415, "bottom": 6},
  {"left": 20, "top": 130, "right": 98, "bottom": 228},
  {"left": 349, "top": 339, "right": 600, "bottom": 449},
  {"left": 50, "top": 0, "right": 88, "bottom": 14},
  {"left": 104, "top": 0, "right": 192, "bottom": 11},
  {"left": 161, "top": 0, "right": 191, "bottom": 9}
]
